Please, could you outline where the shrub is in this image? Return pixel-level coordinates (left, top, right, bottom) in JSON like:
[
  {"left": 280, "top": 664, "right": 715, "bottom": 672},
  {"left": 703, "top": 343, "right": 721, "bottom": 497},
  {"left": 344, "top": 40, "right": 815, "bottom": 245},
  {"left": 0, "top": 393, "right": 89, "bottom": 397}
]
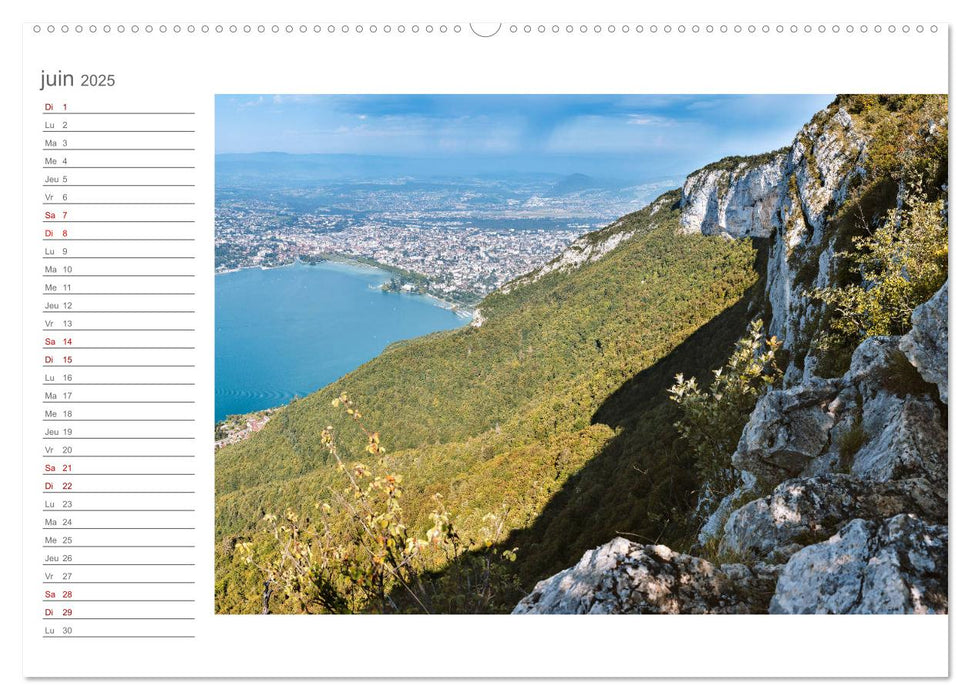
[
  {"left": 238, "top": 394, "right": 517, "bottom": 613},
  {"left": 668, "top": 319, "right": 782, "bottom": 500},
  {"left": 810, "top": 187, "right": 947, "bottom": 351}
]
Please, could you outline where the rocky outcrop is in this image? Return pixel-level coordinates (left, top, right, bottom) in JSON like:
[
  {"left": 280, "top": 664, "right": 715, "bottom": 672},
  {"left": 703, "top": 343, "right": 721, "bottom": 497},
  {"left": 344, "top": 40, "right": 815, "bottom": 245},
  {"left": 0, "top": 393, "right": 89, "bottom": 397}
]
[
  {"left": 718, "top": 474, "right": 945, "bottom": 564},
  {"left": 512, "top": 537, "right": 774, "bottom": 614},
  {"left": 697, "top": 470, "right": 757, "bottom": 548},
  {"left": 524, "top": 225, "right": 636, "bottom": 281},
  {"left": 770, "top": 514, "right": 948, "bottom": 614},
  {"left": 733, "top": 335, "right": 947, "bottom": 513},
  {"left": 719, "top": 474, "right": 861, "bottom": 563},
  {"left": 512, "top": 96, "right": 948, "bottom": 616},
  {"left": 900, "top": 282, "right": 949, "bottom": 403},
  {"left": 732, "top": 379, "right": 843, "bottom": 483},
  {"left": 679, "top": 104, "right": 867, "bottom": 378},
  {"left": 514, "top": 290, "right": 948, "bottom": 615},
  {"left": 853, "top": 392, "right": 946, "bottom": 484},
  {"left": 679, "top": 151, "right": 788, "bottom": 239}
]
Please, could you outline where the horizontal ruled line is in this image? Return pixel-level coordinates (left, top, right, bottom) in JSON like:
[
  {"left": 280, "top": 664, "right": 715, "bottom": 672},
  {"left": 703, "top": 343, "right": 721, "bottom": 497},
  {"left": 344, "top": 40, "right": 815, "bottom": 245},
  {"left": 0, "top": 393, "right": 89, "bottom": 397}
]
[
  {"left": 42, "top": 329, "right": 196, "bottom": 332},
  {"left": 42, "top": 364, "right": 196, "bottom": 367},
  {"left": 42, "top": 239, "right": 197, "bottom": 242},
  {"left": 42, "top": 508, "right": 196, "bottom": 516},
  {"left": 43, "top": 166, "right": 195, "bottom": 169},
  {"left": 41, "top": 221, "right": 196, "bottom": 223},
  {"left": 43, "top": 293, "right": 196, "bottom": 296},
  {"left": 48, "top": 201, "right": 197, "bottom": 206},
  {"left": 43, "top": 546, "right": 195, "bottom": 548},
  {"left": 39, "top": 455, "right": 196, "bottom": 457},
  {"left": 43, "top": 418, "right": 195, "bottom": 421},
  {"left": 43, "top": 621, "right": 197, "bottom": 626},
  {"left": 43, "top": 528, "right": 195, "bottom": 531},
  {"left": 43, "top": 436, "right": 195, "bottom": 439},
  {"left": 40, "top": 600, "right": 196, "bottom": 602},
  {"left": 44, "top": 184, "right": 196, "bottom": 186},
  {"left": 44, "top": 111, "right": 196, "bottom": 115},
  {"left": 43, "top": 563, "right": 195, "bottom": 565},
  {"left": 43, "top": 148, "right": 195, "bottom": 151},
  {"left": 41, "top": 616, "right": 195, "bottom": 624},
  {"left": 43, "top": 401, "right": 195, "bottom": 404},
  {"left": 43, "top": 256, "right": 196, "bottom": 259},
  {"left": 43, "top": 382, "right": 195, "bottom": 385},
  {"left": 43, "top": 636, "right": 196, "bottom": 639},
  {"left": 43, "top": 130, "right": 196, "bottom": 133},
  {"left": 43, "top": 311, "right": 195, "bottom": 314},
  {"left": 44, "top": 490, "right": 195, "bottom": 493},
  {"left": 44, "top": 472, "right": 196, "bottom": 477}
]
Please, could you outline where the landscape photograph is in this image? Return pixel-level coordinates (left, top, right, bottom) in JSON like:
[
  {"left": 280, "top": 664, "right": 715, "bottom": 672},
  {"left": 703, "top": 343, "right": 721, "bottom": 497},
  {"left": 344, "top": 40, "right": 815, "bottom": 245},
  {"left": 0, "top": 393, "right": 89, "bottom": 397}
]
[{"left": 214, "top": 94, "right": 948, "bottom": 615}]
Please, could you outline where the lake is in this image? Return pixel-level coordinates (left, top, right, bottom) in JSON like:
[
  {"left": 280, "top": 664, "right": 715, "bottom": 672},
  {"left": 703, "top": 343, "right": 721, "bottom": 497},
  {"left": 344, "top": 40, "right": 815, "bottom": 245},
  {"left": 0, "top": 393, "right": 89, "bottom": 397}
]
[{"left": 215, "top": 261, "right": 468, "bottom": 421}]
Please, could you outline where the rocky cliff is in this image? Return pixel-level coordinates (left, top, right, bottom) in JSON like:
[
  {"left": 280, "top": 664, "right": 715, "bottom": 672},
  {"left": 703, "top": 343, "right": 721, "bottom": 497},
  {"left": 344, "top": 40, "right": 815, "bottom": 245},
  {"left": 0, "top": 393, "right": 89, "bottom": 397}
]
[
  {"left": 680, "top": 102, "right": 870, "bottom": 385},
  {"left": 514, "top": 96, "right": 948, "bottom": 615}
]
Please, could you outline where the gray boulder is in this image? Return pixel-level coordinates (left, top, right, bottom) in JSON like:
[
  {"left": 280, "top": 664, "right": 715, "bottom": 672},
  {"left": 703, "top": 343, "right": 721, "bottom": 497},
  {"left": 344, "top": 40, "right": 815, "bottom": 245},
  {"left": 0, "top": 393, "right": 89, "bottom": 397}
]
[
  {"left": 718, "top": 474, "right": 947, "bottom": 564},
  {"left": 847, "top": 336, "right": 909, "bottom": 400},
  {"left": 512, "top": 537, "right": 759, "bottom": 614},
  {"left": 900, "top": 281, "right": 948, "bottom": 403},
  {"left": 697, "top": 470, "right": 757, "bottom": 548},
  {"left": 732, "top": 380, "right": 842, "bottom": 483},
  {"left": 843, "top": 336, "right": 947, "bottom": 493},
  {"left": 852, "top": 393, "right": 947, "bottom": 485},
  {"left": 769, "top": 514, "right": 948, "bottom": 614},
  {"left": 732, "top": 333, "right": 946, "bottom": 489},
  {"left": 719, "top": 475, "right": 861, "bottom": 563}
]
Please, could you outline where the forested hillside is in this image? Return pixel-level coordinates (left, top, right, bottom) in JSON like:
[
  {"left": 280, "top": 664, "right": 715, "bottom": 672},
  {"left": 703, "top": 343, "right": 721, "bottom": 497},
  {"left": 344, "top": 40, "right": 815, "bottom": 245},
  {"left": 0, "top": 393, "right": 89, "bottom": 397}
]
[{"left": 215, "top": 191, "right": 767, "bottom": 612}]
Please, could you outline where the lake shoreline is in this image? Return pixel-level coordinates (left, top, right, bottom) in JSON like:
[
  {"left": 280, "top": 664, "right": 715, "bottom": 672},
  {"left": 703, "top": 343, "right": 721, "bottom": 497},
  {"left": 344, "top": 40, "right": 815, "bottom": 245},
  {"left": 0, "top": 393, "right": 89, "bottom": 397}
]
[
  {"left": 215, "top": 259, "right": 470, "bottom": 421},
  {"left": 216, "top": 257, "right": 476, "bottom": 317}
]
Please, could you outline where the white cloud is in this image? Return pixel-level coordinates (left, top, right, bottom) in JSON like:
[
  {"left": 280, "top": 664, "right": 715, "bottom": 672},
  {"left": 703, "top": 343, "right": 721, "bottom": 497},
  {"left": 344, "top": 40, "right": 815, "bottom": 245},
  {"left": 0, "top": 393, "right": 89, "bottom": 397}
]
[{"left": 625, "top": 114, "right": 679, "bottom": 127}]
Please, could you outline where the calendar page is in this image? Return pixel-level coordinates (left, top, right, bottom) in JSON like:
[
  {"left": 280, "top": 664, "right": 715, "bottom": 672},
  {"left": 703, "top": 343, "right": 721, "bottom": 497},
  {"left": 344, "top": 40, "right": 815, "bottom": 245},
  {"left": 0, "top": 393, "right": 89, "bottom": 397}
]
[{"left": 18, "top": 5, "right": 952, "bottom": 681}]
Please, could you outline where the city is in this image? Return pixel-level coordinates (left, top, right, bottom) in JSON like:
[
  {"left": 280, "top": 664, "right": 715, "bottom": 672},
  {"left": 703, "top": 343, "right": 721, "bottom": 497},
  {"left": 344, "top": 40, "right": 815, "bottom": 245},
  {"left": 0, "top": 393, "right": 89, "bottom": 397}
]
[{"left": 215, "top": 174, "right": 676, "bottom": 304}]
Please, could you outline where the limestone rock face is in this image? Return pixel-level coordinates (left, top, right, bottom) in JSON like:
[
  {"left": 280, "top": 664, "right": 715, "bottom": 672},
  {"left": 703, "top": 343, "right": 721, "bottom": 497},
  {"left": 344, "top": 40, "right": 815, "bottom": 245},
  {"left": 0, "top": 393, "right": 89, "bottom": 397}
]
[
  {"left": 512, "top": 537, "right": 760, "bottom": 614},
  {"left": 733, "top": 335, "right": 946, "bottom": 489},
  {"left": 842, "top": 337, "right": 948, "bottom": 507},
  {"left": 718, "top": 474, "right": 945, "bottom": 563},
  {"left": 852, "top": 393, "right": 946, "bottom": 485},
  {"left": 679, "top": 152, "right": 788, "bottom": 239},
  {"left": 731, "top": 380, "right": 842, "bottom": 483},
  {"left": 678, "top": 105, "right": 867, "bottom": 375},
  {"left": 528, "top": 225, "right": 636, "bottom": 279},
  {"left": 719, "top": 475, "right": 861, "bottom": 563},
  {"left": 847, "top": 335, "right": 908, "bottom": 399},
  {"left": 900, "top": 282, "right": 949, "bottom": 403},
  {"left": 769, "top": 515, "right": 948, "bottom": 614},
  {"left": 697, "top": 470, "right": 757, "bottom": 548}
]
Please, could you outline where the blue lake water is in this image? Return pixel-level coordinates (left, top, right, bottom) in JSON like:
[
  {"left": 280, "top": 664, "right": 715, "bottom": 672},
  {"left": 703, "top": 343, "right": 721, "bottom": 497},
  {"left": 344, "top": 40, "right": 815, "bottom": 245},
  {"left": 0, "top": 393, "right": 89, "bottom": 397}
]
[{"left": 215, "top": 262, "right": 467, "bottom": 421}]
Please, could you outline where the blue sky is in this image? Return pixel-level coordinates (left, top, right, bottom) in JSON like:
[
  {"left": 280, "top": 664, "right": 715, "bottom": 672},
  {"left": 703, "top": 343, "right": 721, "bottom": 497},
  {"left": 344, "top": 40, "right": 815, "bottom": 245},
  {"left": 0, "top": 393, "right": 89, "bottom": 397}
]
[{"left": 215, "top": 94, "right": 835, "bottom": 179}]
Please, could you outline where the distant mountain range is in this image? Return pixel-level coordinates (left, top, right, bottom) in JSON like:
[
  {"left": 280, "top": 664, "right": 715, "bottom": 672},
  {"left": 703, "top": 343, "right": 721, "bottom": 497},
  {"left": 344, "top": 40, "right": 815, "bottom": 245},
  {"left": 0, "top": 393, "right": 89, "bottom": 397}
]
[{"left": 216, "top": 151, "right": 670, "bottom": 187}]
